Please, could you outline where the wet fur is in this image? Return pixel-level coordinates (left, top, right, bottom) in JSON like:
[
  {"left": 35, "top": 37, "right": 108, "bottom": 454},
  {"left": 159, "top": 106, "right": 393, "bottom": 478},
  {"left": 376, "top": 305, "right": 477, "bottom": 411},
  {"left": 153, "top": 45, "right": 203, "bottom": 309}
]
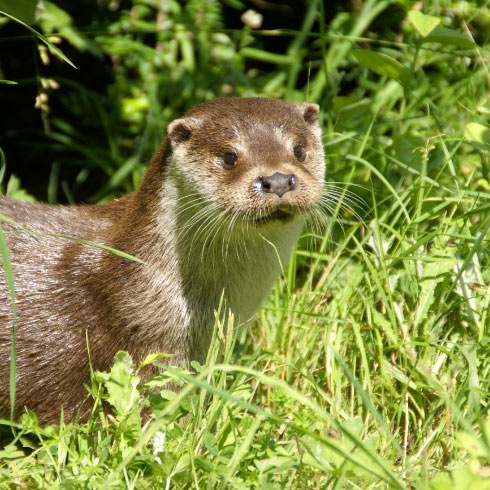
[{"left": 0, "top": 98, "right": 325, "bottom": 424}]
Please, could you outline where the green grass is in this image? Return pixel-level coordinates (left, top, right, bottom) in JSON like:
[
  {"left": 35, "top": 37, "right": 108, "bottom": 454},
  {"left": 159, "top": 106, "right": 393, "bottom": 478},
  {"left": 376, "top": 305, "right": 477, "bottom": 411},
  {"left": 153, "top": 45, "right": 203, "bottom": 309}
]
[{"left": 2, "top": 0, "right": 490, "bottom": 488}]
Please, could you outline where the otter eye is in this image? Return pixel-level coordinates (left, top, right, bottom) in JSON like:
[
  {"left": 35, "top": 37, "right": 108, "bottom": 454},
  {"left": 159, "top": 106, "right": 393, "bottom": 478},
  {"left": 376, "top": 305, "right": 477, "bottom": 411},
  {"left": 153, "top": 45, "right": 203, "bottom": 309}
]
[
  {"left": 294, "top": 145, "right": 306, "bottom": 162},
  {"left": 223, "top": 152, "right": 238, "bottom": 170}
]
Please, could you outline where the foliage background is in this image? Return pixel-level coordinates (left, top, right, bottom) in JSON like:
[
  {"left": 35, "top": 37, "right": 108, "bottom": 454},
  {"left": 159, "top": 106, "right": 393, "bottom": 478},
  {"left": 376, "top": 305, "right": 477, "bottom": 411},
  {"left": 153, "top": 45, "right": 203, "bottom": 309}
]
[{"left": 1, "top": 0, "right": 490, "bottom": 488}]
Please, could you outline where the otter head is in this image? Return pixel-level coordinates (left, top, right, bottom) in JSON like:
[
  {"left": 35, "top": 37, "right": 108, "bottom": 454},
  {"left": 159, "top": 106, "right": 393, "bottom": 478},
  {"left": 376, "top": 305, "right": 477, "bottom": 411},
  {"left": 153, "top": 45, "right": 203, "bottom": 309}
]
[{"left": 166, "top": 97, "right": 325, "bottom": 228}]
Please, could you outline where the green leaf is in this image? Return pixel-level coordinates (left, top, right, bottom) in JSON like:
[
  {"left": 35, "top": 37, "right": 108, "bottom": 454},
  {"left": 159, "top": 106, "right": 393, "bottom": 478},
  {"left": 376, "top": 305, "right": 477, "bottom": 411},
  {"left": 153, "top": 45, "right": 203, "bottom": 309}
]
[
  {"left": 194, "top": 455, "right": 215, "bottom": 472},
  {"left": 138, "top": 352, "right": 173, "bottom": 371},
  {"left": 456, "top": 431, "right": 488, "bottom": 459},
  {"left": 465, "top": 122, "right": 490, "bottom": 146},
  {"left": 0, "top": 0, "right": 41, "bottom": 25},
  {"left": 427, "top": 472, "right": 455, "bottom": 490},
  {"left": 422, "top": 26, "right": 475, "bottom": 48},
  {"left": 408, "top": 11, "right": 440, "bottom": 37},
  {"left": 38, "top": 0, "right": 72, "bottom": 31},
  {"left": 353, "top": 49, "right": 409, "bottom": 87},
  {"left": 203, "top": 433, "right": 219, "bottom": 456},
  {"left": 332, "top": 96, "right": 371, "bottom": 129},
  {"left": 393, "top": 133, "right": 426, "bottom": 170},
  {"left": 5, "top": 175, "right": 36, "bottom": 202},
  {"left": 101, "top": 351, "right": 140, "bottom": 417},
  {"left": 452, "top": 467, "right": 489, "bottom": 489}
]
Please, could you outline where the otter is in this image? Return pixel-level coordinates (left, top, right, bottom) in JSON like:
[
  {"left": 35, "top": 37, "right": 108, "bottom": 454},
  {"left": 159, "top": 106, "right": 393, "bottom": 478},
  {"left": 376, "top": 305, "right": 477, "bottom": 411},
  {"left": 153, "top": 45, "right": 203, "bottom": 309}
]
[{"left": 0, "top": 97, "right": 325, "bottom": 424}]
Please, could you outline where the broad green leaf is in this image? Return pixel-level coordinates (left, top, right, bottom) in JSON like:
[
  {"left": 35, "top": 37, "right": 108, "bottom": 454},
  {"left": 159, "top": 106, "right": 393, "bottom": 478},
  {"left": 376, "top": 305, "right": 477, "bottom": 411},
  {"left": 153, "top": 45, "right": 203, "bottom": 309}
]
[
  {"left": 101, "top": 351, "right": 140, "bottom": 417},
  {"left": 5, "top": 175, "right": 36, "bottom": 202},
  {"left": 353, "top": 49, "right": 409, "bottom": 87},
  {"left": 332, "top": 96, "right": 371, "bottom": 129},
  {"left": 455, "top": 431, "right": 488, "bottom": 458},
  {"left": 0, "top": 0, "right": 41, "bottom": 24},
  {"left": 38, "top": 0, "right": 71, "bottom": 31},
  {"left": 332, "top": 96, "right": 370, "bottom": 116},
  {"left": 332, "top": 95, "right": 362, "bottom": 112},
  {"left": 393, "top": 133, "right": 426, "bottom": 170},
  {"left": 477, "top": 102, "right": 490, "bottom": 115},
  {"left": 422, "top": 26, "right": 475, "bottom": 48},
  {"left": 465, "top": 122, "right": 490, "bottom": 146},
  {"left": 194, "top": 456, "right": 214, "bottom": 472},
  {"left": 99, "top": 353, "right": 142, "bottom": 438},
  {"left": 427, "top": 472, "right": 456, "bottom": 490},
  {"left": 408, "top": 11, "right": 440, "bottom": 37},
  {"left": 452, "top": 467, "right": 490, "bottom": 489}
]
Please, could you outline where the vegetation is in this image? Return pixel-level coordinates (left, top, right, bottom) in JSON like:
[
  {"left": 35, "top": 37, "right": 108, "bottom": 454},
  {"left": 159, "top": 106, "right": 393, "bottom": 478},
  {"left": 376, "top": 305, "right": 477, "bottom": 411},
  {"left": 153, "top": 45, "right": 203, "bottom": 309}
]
[{"left": 1, "top": 0, "right": 490, "bottom": 487}]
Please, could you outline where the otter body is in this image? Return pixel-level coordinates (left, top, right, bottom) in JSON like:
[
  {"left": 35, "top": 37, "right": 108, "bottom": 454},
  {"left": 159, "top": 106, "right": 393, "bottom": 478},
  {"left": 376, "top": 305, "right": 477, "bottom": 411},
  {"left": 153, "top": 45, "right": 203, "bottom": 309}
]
[{"left": 0, "top": 98, "right": 325, "bottom": 423}]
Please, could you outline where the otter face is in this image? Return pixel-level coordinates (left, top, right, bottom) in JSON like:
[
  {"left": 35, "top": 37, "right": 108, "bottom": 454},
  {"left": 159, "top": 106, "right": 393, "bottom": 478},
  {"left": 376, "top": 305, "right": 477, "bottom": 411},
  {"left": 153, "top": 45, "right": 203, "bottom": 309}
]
[{"left": 167, "top": 97, "right": 325, "bottom": 227}]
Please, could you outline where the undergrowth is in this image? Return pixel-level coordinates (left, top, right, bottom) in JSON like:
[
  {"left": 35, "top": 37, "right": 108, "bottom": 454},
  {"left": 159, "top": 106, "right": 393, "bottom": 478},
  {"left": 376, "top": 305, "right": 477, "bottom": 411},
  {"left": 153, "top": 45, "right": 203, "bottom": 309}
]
[{"left": 1, "top": 0, "right": 490, "bottom": 488}]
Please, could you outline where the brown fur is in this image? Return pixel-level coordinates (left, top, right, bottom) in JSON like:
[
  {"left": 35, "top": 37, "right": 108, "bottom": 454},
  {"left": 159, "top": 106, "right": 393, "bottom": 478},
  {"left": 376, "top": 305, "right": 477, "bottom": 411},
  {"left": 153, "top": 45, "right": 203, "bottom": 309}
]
[{"left": 0, "top": 98, "right": 325, "bottom": 424}]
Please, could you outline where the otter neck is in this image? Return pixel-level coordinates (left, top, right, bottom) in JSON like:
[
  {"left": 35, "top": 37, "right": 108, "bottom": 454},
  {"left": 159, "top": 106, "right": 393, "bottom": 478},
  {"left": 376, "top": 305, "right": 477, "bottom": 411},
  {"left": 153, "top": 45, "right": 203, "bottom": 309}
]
[{"left": 123, "top": 142, "right": 304, "bottom": 324}]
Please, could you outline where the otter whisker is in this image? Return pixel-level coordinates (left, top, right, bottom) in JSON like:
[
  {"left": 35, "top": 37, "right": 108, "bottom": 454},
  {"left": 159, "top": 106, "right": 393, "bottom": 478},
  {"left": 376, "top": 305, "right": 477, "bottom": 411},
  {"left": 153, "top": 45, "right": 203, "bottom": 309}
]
[
  {"left": 322, "top": 196, "right": 368, "bottom": 217},
  {"left": 190, "top": 205, "right": 222, "bottom": 248},
  {"left": 200, "top": 209, "right": 229, "bottom": 264},
  {"left": 195, "top": 205, "right": 224, "bottom": 245},
  {"left": 324, "top": 181, "right": 369, "bottom": 189},
  {"left": 322, "top": 187, "right": 368, "bottom": 210},
  {"left": 177, "top": 205, "right": 218, "bottom": 241},
  {"left": 321, "top": 197, "right": 365, "bottom": 223},
  {"left": 221, "top": 209, "right": 235, "bottom": 258},
  {"left": 179, "top": 200, "right": 220, "bottom": 225},
  {"left": 224, "top": 210, "right": 240, "bottom": 259},
  {"left": 174, "top": 191, "right": 204, "bottom": 203},
  {"left": 175, "top": 196, "right": 208, "bottom": 215},
  {"left": 306, "top": 207, "right": 328, "bottom": 236},
  {"left": 178, "top": 203, "right": 221, "bottom": 244},
  {"left": 323, "top": 192, "right": 368, "bottom": 212},
  {"left": 321, "top": 190, "right": 367, "bottom": 221}
]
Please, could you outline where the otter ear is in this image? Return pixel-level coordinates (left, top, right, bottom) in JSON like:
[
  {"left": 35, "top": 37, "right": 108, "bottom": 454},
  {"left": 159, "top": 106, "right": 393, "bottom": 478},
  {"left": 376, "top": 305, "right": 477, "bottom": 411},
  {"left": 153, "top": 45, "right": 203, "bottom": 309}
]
[
  {"left": 299, "top": 102, "right": 320, "bottom": 125},
  {"left": 167, "top": 118, "right": 192, "bottom": 145}
]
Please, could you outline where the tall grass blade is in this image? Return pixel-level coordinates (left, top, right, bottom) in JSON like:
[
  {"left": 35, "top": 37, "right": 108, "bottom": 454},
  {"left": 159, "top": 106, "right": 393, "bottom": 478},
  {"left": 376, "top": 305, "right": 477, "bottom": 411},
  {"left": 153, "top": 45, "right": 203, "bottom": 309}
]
[{"left": 0, "top": 224, "right": 17, "bottom": 422}]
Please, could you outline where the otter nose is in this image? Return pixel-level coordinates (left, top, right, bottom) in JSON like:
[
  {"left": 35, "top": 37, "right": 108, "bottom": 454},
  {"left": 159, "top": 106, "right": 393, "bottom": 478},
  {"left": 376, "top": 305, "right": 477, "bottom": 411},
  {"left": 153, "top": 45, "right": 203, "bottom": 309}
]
[{"left": 259, "top": 172, "right": 296, "bottom": 198}]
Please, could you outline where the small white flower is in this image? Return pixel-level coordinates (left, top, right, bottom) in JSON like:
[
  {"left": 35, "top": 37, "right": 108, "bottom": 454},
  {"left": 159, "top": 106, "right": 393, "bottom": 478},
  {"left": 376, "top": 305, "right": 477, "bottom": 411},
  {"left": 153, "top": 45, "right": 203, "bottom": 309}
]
[
  {"left": 241, "top": 9, "right": 263, "bottom": 29},
  {"left": 153, "top": 429, "right": 166, "bottom": 463}
]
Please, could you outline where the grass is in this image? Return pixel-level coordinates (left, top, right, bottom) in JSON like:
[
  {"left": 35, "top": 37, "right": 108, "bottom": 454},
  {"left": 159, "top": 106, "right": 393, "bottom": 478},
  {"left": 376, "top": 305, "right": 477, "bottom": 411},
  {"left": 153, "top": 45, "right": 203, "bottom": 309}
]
[{"left": 2, "top": 0, "right": 490, "bottom": 488}]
